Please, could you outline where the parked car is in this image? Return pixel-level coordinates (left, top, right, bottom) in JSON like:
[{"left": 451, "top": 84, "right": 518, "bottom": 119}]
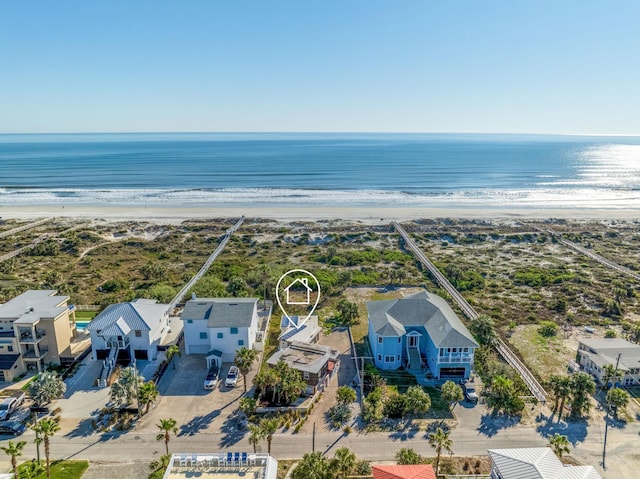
[
  {"left": 0, "top": 422, "right": 26, "bottom": 436},
  {"left": 0, "top": 397, "right": 18, "bottom": 421},
  {"left": 224, "top": 366, "right": 240, "bottom": 388},
  {"left": 203, "top": 365, "right": 219, "bottom": 390},
  {"left": 461, "top": 381, "right": 479, "bottom": 403}
]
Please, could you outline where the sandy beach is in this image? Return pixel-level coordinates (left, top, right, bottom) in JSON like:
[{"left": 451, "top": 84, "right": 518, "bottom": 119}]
[{"left": 3, "top": 204, "right": 640, "bottom": 224}]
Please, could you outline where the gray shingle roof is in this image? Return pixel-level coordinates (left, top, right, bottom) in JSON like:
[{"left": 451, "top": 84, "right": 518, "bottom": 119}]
[
  {"left": 181, "top": 298, "right": 259, "bottom": 328},
  {"left": 366, "top": 290, "right": 478, "bottom": 349},
  {"left": 0, "top": 354, "right": 20, "bottom": 370},
  {"left": 88, "top": 299, "right": 165, "bottom": 333}
]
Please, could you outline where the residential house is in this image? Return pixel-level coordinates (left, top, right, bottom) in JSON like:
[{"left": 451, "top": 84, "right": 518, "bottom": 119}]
[
  {"left": 372, "top": 464, "right": 436, "bottom": 479},
  {"left": 266, "top": 341, "right": 339, "bottom": 395},
  {"left": 488, "top": 447, "right": 602, "bottom": 479},
  {"left": 577, "top": 338, "right": 640, "bottom": 386},
  {"left": 88, "top": 298, "right": 170, "bottom": 361},
  {"left": 278, "top": 315, "right": 321, "bottom": 350},
  {"left": 181, "top": 298, "right": 260, "bottom": 366},
  {"left": 367, "top": 290, "right": 478, "bottom": 380},
  {"left": 0, "top": 290, "right": 75, "bottom": 379},
  {"left": 162, "top": 452, "right": 277, "bottom": 479}
]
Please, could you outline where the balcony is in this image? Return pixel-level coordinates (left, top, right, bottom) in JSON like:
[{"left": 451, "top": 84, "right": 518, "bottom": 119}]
[
  {"left": 22, "top": 346, "right": 49, "bottom": 360},
  {"left": 18, "top": 329, "right": 46, "bottom": 343},
  {"left": 438, "top": 353, "right": 474, "bottom": 364},
  {"left": 106, "top": 338, "right": 130, "bottom": 350}
]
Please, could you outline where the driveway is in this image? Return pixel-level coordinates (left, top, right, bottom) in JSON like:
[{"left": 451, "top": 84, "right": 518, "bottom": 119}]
[{"left": 136, "top": 352, "right": 249, "bottom": 448}]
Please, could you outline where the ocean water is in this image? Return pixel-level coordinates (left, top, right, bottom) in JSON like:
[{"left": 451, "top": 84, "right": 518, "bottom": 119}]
[{"left": 1, "top": 132, "right": 640, "bottom": 209}]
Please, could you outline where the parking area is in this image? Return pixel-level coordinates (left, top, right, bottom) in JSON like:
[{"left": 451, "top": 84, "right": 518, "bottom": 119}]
[{"left": 136, "top": 353, "right": 249, "bottom": 437}]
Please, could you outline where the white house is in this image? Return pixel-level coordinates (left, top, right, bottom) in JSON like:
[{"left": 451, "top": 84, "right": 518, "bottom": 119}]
[
  {"left": 488, "top": 447, "right": 601, "bottom": 479},
  {"left": 88, "top": 298, "right": 170, "bottom": 361},
  {"left": 577, "top": 338, "right": 640, "bottom": 386},
  {"left": 181, "top": 298, "right": 259, "bottom": 366}
]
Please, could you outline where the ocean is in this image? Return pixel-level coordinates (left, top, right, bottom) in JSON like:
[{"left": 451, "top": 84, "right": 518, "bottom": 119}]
[{"left": 1, "top": 132, "right": 640, "bottom": 209}]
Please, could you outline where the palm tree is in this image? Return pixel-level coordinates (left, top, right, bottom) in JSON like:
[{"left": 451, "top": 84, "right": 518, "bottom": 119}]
[
  {"left": 395, "top": 447, "right": 423, "bottom": 465},
  {"left": 1, "top": 440, "right": 26, "bottom": 477},
  {"left": 32, "top": 417, "right": 60, "bottom": 479},
  {"left": 291, "top": 452, "right": 330, "bottom": 479},
  {"left": 440, "top": 380, "right": 464, "bottom": 413},
  {"left": 469, "top": 315, "right": 496, "bottom": 346},
  {"left": 29, "top": 372, "right": 67, "bottom": 406},
  {"left": 606, "top": 387, "right": 630, "bottom": 419},
  {"left": 548, "top": 433, "right": 571, "bottom": 457},
  {"left": 404, "top": 385, "right": 431, "bottom": 415},
  {"left": 156, "top": 418, "right": 178, "bottom": 456},
  {"left": 254, "top": 368, "right": 278, "bottom": 402},
  {"left": 556, "top": 375, "right": 572, "bottom": 419},
  {"left": 330, "top": 447, "right": 356, "bottom": 479},
  {"left": 18, "top": 460, "right": 45, "bottom": 479},
  {"left": 428, "top": 427, "right": 453, "bottom": 476},
  {"left": 111, "top": 366, "right": 143, "bottom": 406},
  {"left": 248, "top": 423, "right": 264, "bottom": 453},
  {"left": 260, "top": 417, "right": 279, "bottom": 455},
  {"left": 165, "top": 345, "right": 182, "bottom": 370},
  {"left": 600, "top": 364, "right": 623, "bottom": 392},
  {"left": 138, "top": 381, "right": 159, "bottom": 415},
  {"left": 569, "top": 372, "right": 596, "bottom": 418},
  {"left": 234, "top": 347, "right": 258, "bottom": 393}
]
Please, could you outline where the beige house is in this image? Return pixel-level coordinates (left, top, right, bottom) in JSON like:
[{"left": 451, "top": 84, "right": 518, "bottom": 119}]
[{"left": 0, "top": 290, "right": 76, "bottom": 380}]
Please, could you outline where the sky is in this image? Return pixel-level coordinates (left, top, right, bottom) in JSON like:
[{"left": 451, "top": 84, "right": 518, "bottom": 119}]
[{"left": 1, "top": 1, "right": 639, "bottom": 135}]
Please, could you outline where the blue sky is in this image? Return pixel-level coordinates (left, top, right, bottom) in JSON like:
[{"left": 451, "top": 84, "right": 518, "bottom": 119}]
[{"left": 1, "top": 2, "right": 639, "bottom": 134}]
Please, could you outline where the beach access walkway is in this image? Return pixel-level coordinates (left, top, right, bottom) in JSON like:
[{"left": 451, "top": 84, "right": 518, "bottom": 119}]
[
  {"left": 539, "top": 227, "right": 640, "bottom": 282},
  {"left": 392, "top": 220, "right": 548, "bottom": 403},
  {"left": 166, "top": 216, "right": 245, "bottom": 314}
]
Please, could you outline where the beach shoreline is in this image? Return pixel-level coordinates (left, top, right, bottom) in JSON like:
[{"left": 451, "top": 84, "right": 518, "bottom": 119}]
[{"left": 2, "top": 204, "right": 639, "bottom": 224}]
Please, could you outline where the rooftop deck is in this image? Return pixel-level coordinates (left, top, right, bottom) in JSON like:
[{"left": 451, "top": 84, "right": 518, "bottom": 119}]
[{"left": 163, "top": 452, "right": 277, "bottom": 479}]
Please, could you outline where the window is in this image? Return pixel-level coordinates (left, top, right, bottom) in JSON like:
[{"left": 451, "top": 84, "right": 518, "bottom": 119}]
[
  {"left": 230, "top": 327, "right": 238, "bottom": 334},
  {"left": 238, "top": 340, "right": 244, "bottom": 346},
  {"left": 463, "top": 347, "right": 469, "bottom": 352},
  {"left": 187, "top": 319, "right": 193, "bottom": 324},
  {"left": 378, "top": 336, "right": 383, "bottom": 344},
  {"left": 377, "top": 354, "right": 382, "bottom": 361},
  {"left": 384, "top": 355, "right": 395, "bottom": 363},
  {"left": 199, "top": 332, "right": 208, "bottom": 339},
  {"left": 7, "top": 346, "right": 12, "bottom": 352},
  {"left": 398, "top": 337, "right": 401, "bottom": 343},
  {"left": 135, "top": 330, "right": 142, "bottom": 337},
  {"left": 439, "top": 349, "right": 444, "bottom": 356},
  {"left": 397, "top": 355, "right": 401, "bottom": 361},
  {"left": 217, "top": 332, "right": 223, "bottom": 339}
]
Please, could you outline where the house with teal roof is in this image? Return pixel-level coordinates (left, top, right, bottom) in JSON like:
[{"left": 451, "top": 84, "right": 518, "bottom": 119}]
[{"left": 367, "top": 290, "right": 478, "bottom": 381}]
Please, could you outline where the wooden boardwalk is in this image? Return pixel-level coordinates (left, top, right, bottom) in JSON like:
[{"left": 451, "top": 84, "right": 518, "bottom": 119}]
[
  {"left": 392, "top": 221, "right": 548, "bottom": 403},
  {"left": 0, "top": 217, "right": 55, "bottom": 239},
  {"left": 167, "top": 216, "right": 245, "bottom": 313},
  {"left": 541, "top": 229, "right": 640, "bottom": 282}
]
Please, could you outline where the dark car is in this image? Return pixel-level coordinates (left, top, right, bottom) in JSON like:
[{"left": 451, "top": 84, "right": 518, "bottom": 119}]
[
  {"left": 0, "top": 422, "right": 26, "bottom": 436},
  {"left": 203, "top": 365, "right": 220, "bottom": 390}
]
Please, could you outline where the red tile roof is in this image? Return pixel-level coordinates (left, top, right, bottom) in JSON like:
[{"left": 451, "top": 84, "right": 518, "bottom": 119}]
[{"left": 372, "top": 464, "right": 436, "bottom": 479}]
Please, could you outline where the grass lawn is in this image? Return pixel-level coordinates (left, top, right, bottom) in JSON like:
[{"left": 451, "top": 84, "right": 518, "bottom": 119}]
[
  {"left": 18, "top": 460, "right": 89, "bottom": 479},
  {"left": 508, "top": 324, "right": 572, "bottom": 380},
  {"left": 74, "top": 310, "right": 98, "bottom": 320}
]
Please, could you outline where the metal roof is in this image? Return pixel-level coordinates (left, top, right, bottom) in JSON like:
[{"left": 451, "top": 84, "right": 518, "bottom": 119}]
[
  {"left": 0, "top": 354, "right": 20, "bottom": 370},
  {"left": 366, "top": 290, "right": 478, "bottom": 348},
  {"left": 372, "top": 465, "right": 436, "bottom": 479},
  {"left": 182, "top": 298, "right": 259, "bottom": 328},
  {"left": 488, "top": 448, "right": 602, "bottom": 479},
  {"left": 579, "top": 338, "right": 640, "bottom": 372},
  {"left": 88, "top": 299, "right": 166, "bottom": 333}
]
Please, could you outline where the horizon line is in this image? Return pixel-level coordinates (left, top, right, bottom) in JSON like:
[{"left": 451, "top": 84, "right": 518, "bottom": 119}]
[{"left": 1, "top": 130, "right": 640, "bottom": 137}]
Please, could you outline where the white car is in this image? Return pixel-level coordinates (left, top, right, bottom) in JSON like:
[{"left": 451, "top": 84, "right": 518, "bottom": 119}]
[
  {"left": 203, "top": 365, "right": 219, "bottom": 390},
  {"left": 224, "top": 366, "right": 240, "bottom": 388}
]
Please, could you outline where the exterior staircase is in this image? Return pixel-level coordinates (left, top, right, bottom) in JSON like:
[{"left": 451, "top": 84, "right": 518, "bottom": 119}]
[
  {"left": 98, "top": 347, "right": 118, "bottom": 387},
  {"left": 407, "top": 348, "right": 422, "bottom": 371}
]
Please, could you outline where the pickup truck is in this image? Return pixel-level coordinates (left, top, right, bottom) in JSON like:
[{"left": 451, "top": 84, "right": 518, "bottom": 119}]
[{"left": 0, "top": 397, "right": 18, "bottom": 421}]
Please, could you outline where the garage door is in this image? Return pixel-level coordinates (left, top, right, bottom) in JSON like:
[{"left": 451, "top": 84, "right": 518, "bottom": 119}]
[
  {"left": 134, "top": 350, "right": 149, "bottom": 360},
  {"left": 440, "top": 367, "right": 466, "bottom": 378}
]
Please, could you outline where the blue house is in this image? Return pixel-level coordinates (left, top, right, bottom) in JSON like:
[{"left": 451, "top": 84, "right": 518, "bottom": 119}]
[{"left": 367, "top": 290, "right": 478, "bottom": 381}]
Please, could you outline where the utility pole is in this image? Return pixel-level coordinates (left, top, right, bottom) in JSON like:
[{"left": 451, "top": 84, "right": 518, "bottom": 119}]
[{"left": 602, "top": 352, "right": 622, "bottom": 470}]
